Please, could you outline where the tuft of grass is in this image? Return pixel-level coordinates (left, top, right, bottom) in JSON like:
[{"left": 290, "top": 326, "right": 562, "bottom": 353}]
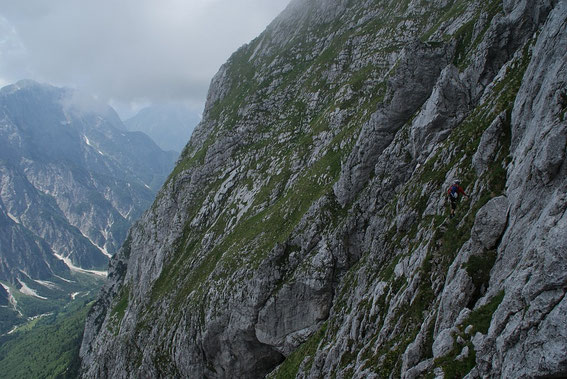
[
  {"left": 466, "top": 290, "right": 505, "bottom": 335},
  {"left": 268, "top": 322, "right": 328, "bottom": 379},
  {"left": 430, "top": 290, "right": 505, "bottom": 377},
  {"left": 434, "top": 341, "right": 476, "bottom": 379}
]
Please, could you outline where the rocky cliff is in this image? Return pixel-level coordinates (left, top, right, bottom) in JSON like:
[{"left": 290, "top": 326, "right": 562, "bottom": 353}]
[{"left": 81, "top": 0, "right": 567, "bottom": 377}]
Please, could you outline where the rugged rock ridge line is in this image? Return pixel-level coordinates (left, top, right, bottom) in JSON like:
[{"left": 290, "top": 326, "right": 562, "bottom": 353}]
[
  {"left": 81, "top": 0, "right": 567, "bottom": 378},
  {"left": 0, "top": 80, "right": 177, "bottom": 283}
]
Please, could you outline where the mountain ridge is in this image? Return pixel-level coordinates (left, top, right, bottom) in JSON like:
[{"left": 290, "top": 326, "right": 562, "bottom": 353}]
[
  {"left": 81, "top": 0, "right": 567, "bottom": 377},
  {"left": 0, "top": 80, "right": 177, "bottom": 331}
]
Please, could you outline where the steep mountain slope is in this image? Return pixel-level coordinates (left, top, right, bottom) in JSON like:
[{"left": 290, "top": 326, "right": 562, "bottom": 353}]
[
  {"left": 81, "top": 0, "right": 567, "bottom": 377},
  {"left": 0, "top": 80, "right": 177, "bottom": 318},
  {"left": 124, "top": 104, "right": 200, "bottom": 153}
]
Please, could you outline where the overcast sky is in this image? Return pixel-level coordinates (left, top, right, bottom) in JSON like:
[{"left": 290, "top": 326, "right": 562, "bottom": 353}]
[{"left": 0, "top": 0, "right": 290, "bottom": 117}]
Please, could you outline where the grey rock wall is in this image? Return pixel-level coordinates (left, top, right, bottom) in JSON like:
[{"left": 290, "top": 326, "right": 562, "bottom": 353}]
[{"left": 81, "top": 0, "right": 567, "bottom": 378}]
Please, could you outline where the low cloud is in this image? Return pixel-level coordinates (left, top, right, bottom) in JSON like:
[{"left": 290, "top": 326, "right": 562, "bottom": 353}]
[
  {"left": 60, "top": 89, "right": 114, "bottom": 117},
  {"left": 0, "top": 0, "right": 290, "bottom": 114}
]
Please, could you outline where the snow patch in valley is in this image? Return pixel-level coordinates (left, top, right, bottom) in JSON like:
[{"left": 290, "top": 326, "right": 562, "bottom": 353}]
[
  {"left": 34, "top": 279, "right": 59, "bottom": 290},
  {"left": 83, "top": 135, "right": 106, "bottom": 156},
  {"left": 29, "top": 312, "right": 53, "bottom": 321},
  {"left": 6, "top": 325, "right": 20, "bottom": 335},
  {"left": 91, "top": 240, "right": 112, "bottom": 258},
  {"left": 98, "top": 245, "right": 112, "bottom": 258},
  {"left": 117, "top": 206, "right": 133, "bottom": 219},
  {"left": 54, "top": 274, "right": 73, "bottom": 283},
  {"left": 54, "top": 253, "right": 107, "bottom": 277},
  {"left": 7, "top": 212, "right": 20, "bottom": 224},
  {"left": 7, "top": 312, "right": 54, "bottom": 335},
  {"left": 17, "top": 279, "right": 48, "bottom": 300},
  {"left": 79, "top": 230, "right": 112, "bottom": 258}
]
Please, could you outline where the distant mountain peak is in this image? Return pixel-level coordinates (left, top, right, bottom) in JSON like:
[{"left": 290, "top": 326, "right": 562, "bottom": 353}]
[
  {"left": 0, "top": 79, "right": 52, "bottom": 95},
  {"left": 0, "top": 80, "right": 177, "bottom": 301},
  {"left": 124, "top": 104, "right": 200, "bottom": 153}
]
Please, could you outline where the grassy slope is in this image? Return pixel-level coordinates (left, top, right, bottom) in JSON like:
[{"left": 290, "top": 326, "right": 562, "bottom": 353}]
[
  {"left": 0, "top": 272, "right": 104, "bottom": 378},
  {"left": 0, "top": 296, "right": 94, "bottom": 379}
]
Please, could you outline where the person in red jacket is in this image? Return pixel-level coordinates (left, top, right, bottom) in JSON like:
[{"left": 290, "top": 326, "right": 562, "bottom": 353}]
[{"left": 447, "top": 179, "right": 469, "bottom": 217}]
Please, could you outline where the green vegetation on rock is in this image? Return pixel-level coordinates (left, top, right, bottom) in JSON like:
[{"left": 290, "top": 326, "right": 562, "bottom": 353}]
[{"left": 79, "top": 0, "right": 567, "bottom": 378}]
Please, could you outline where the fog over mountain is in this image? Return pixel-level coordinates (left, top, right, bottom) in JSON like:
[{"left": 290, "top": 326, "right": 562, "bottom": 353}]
[
  {"left": 124, "top": 104, "right": 201, "bottom": 153},
  {"left": 0, "top": 0, "right": 291, "bottom": 115}
]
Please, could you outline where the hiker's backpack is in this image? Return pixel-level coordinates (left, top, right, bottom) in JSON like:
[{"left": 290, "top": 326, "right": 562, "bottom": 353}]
[{"left": 449, "top": 184, "right": 459, "bottom": 199}]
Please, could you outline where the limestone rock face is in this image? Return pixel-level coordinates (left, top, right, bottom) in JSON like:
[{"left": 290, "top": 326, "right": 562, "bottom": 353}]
[
  {"left": 334, "top": 40, "right": 454, "bottom": 206},
  {"left": 471, "top": 196, "right": 509, "bottom": 250},
  {"left": 81, "top": 0, "right": 567, "bottom": 378},
  {"left": 472, "top": 112, "right": 507, "bottom": 175},
  {"left": 410, "top": 64, "right": 470, "bottom": 162}
]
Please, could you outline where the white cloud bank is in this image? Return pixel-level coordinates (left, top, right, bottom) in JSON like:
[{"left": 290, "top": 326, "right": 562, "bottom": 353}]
[{"left": 0, "top": 0, "right": 290, "bottom": 114}]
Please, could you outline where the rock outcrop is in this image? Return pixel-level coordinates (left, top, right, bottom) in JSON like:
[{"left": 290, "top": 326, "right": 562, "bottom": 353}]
[{"left": 81, "top": 0, "right": 567, "bottom": 378}]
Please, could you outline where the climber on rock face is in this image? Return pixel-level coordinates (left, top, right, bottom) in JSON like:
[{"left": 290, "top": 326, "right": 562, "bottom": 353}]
[{"left": 447, "top": 179, "right": 469, "bottom": 217}]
